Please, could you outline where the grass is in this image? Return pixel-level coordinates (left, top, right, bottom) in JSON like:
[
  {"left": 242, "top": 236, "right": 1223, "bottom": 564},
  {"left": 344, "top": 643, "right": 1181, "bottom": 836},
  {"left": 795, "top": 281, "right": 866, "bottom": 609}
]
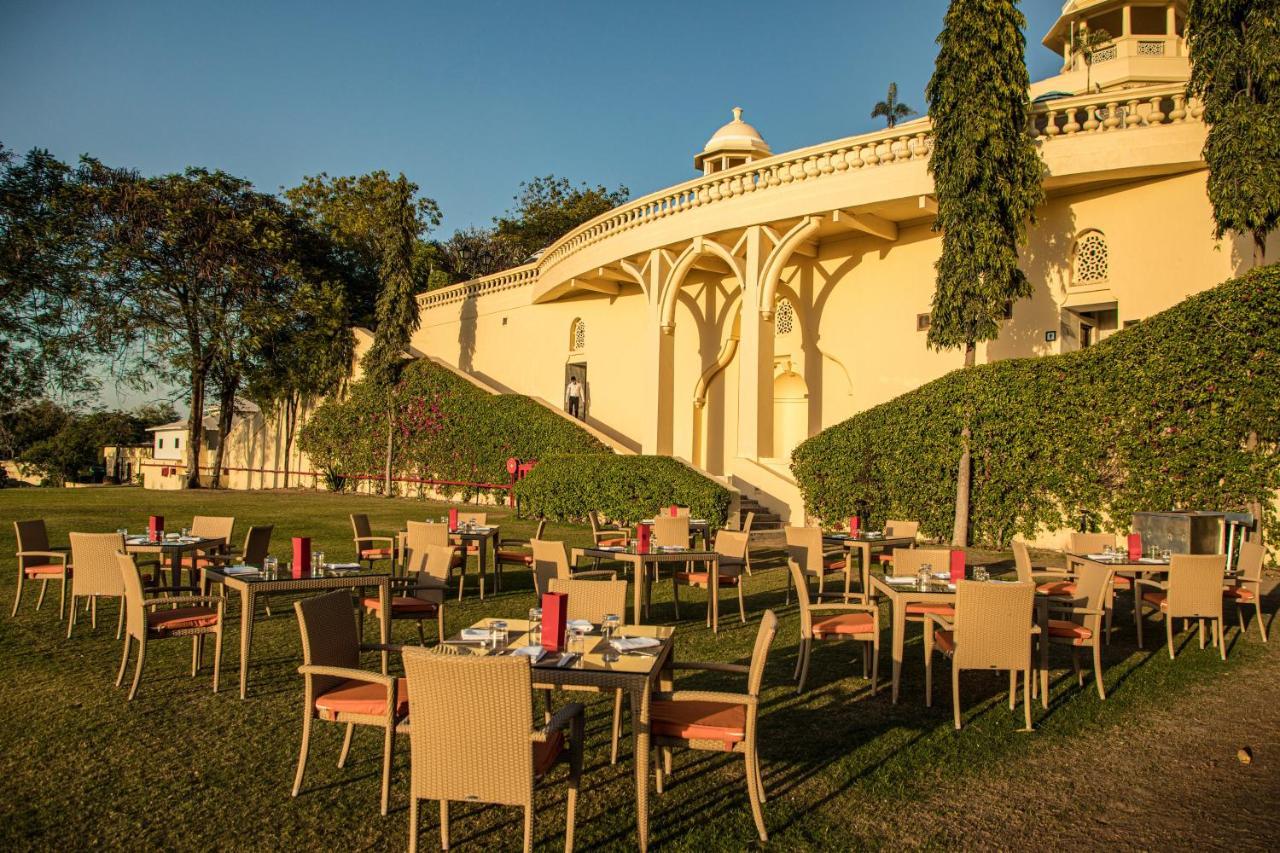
[{"left": 0, "top": 487, "right": 1273, "bottom": 850}]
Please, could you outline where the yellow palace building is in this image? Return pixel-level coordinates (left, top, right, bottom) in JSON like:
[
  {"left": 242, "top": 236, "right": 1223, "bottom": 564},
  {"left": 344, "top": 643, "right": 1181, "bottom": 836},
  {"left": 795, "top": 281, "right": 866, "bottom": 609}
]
[{"left": 169, "top": 0, "right": 1276, "bottom": 528}]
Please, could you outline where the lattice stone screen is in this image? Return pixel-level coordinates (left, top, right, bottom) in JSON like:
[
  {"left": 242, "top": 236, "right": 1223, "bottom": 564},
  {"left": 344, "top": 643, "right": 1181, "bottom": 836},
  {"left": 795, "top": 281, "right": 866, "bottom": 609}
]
[{"left": 1074, "top": 231, "right": 1109, "bottom": 285}]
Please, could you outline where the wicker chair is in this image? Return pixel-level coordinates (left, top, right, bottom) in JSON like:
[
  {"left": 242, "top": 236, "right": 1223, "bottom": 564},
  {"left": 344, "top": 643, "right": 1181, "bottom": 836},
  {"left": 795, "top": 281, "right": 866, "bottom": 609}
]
[
  {"left": 890, "top": 548, "right": 957, "bottom": 629},
  {"left": 588, "top": 510, "right": 631, "bottom": 546},
  {"left": 530, "top": 539, "right": 615, "bottom": 597},
  {"left": 67, "top": 532, "right": 132, "bottom": 640},
  {"left": 782, "top": 526, "right": 846, "bottom": 603},
  {"left": 496, "top": 518, "right": 548, "bottom": 587},
  {"left": 924, "top": 581, "right": 1037, "bottom": 730},
  {"left": 400, "top": 522, "right": 465, "bottom": 585},
  {"left": 175, "top": 515, "right": 235, "bottom": 584},
  {"left": 1225, "top": 538, "right": 1269, "bottom": 642},
  {"left": 671, "top": 529, "right": 749, "bottom": 631},
  {"left": 785, "top": 554, "right": 878, "bottom": 694},
  {"left": 652, "top": 515, "right": 690, "bottom": 548},
  {"left": 453, "top": 512, "right": 487, "bottom": 561},
  {"left": 351, "top": 513, "right": 397, "bottom": 571},
  {"left": 223, "top": 524, "right": 274, "bottom": 566},
  {"left": 292, "top": 591, "right": 408, "bottom": 816},
  {"left": 403, "top": 651, "right": 583, "bottom": 853},
  {"left": 12, "top": 519, "right": 72, "bottom": 619},
  {"left": 1136, "top": 554, "right": 1229, "bottom": 660},
  {"left": 650, "top": 609, "right": 779, "bottom": 843},
  {"left": 873, "top": 519, "right": 920, "bottom": 569},
  {"left": 1012, "top": 539, "right": 1075, "bottom": 595},
  {"left": 1040, "top": 561, "right": 1114, "bottom": 701},
  {"left": 114, "top": 552, "right": 224, "bottom": 700},
  {"left": 360, "top": 523, "right": 451, "bottom": 645}
]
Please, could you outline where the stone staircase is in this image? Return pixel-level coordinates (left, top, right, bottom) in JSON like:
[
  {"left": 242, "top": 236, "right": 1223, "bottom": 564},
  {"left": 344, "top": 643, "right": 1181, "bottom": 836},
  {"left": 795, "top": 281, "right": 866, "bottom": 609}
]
[{"left": 736, "top": 495, "right": 786, "bottom": 548}]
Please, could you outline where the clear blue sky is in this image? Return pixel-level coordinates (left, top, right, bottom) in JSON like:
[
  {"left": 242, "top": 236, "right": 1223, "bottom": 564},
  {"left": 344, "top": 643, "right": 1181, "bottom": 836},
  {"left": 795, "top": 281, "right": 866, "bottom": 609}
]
[{"left": 1, "top": 0, "right": 1064, "bottom": 410}]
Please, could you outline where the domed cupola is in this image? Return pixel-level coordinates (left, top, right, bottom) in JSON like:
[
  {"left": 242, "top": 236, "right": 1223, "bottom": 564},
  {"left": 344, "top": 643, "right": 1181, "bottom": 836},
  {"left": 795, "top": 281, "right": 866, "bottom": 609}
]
[{"left": 693, "top": 107, "right": 772, "bottom": 175}]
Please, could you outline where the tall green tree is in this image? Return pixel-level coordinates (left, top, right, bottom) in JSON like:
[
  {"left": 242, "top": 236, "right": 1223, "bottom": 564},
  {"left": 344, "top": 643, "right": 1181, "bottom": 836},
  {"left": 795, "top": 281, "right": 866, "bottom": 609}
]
[
  {"left": 492, "top": 175, "right": 628, "bottom": 261},
  {"left": 287, "top": 172, "right": 440, "bottom": 495},
  {"left": 1071, "top": 26, "right": 1113, "bottom": 93},
  {"left": 926, "top": 0, "right": 1044, "bottom": 546},
  {"left": 1187, "top": 0, "right": 1280, "bottom": 268},
  {"left": 871, "top": 82, "right": 917, "bottom": 128}
]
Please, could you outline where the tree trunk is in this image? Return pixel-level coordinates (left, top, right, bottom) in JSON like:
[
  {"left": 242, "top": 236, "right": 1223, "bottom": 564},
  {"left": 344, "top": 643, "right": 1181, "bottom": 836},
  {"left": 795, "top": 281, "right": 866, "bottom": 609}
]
[
  {"left": 951, "top": 342, "right": 977, "bottom": 548},
  {"left": 384, "top": 402, "right": 394, "bottom": 497},
  {"left": 185, "top": 369, "right": 206, "bottom": 489},
  {"left": 210, "top": 377, "right": 237, "bottom": 489},
  {"left": 1254, "top": 230, "right": 1267, "bottom": 268},
  {"left": 282, "top": 396, "right": 298, "bottom": 489}
]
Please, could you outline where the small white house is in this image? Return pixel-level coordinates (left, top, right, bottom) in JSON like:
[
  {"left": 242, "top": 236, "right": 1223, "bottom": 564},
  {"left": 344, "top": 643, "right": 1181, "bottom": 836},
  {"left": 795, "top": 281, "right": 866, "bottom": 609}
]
[{"left": 143, "top": 414, "right": 222, "bottom": 489}]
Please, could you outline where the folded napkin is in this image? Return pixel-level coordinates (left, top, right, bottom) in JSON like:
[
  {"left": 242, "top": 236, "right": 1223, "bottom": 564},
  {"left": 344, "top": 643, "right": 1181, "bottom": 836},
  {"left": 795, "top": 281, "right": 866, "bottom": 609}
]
[
  {"left": 126, "top": 536, "right": 150, "bottom": 545},
  {"left": 931, "top": 571, "right": 951, "bottom": 580},
  {"left": 883, "top": 576, "right": 917, "bottom": 585},
  {"left": 460, "top": 628, "right": 490, "bottom": 641},
  {"left": 512, "top": 644, "right": 547, "bottom": 661},
  {"left": 1137, "top": 557, "right": 1168, "bottom": 564},
  {"left": 222, "top": 565, "right": 259, "bottom": 576},
  {"left": 597, "top": 545, "right": 625, "bottom": 552},
  {"left": 1087, "top": 553, "right": 1114, "bottom": 560},
  {"left": 657, "top": 545, "right": 686, "bottom": 552},
  {"left": 610, "top": 636, "right": 661, "bottom": 651},
  {"left": 691, "top": 519, "right": 707, "bottom": 524},
  {"left": 566, "top": 619, "right": 593, "bottom": 632},
  {"left": 327, "top": 562, "right": 361, "bottom": 570}
]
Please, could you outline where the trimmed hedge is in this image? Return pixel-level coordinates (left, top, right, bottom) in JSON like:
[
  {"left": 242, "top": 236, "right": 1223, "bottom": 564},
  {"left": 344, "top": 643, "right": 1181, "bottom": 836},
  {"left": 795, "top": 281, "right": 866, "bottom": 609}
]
[
  {"left": 792, "top": 265, "right": 1280, "bottom": 546},
  {"left": 298, "top": 360, "right": 610, "bottom": 497},
  {"left": 514, "top": 454, "right": 734, "bottom": 529}
]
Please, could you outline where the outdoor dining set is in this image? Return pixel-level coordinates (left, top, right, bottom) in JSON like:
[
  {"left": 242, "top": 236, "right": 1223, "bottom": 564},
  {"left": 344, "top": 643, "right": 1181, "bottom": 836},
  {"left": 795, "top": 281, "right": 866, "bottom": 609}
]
[{"left": 9, "top": 505, "right": 1271, "bottom": 851}]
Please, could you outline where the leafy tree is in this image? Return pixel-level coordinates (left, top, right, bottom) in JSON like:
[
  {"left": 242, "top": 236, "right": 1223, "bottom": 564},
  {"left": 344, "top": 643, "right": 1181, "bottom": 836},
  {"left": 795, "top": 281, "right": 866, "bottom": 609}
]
[
  {"left": 0, "top": 398, "right": 70, "bottom": 459},
  {"left": 870, "top": 82, "right": 917, "bottom": 128},
  {"left": 1187, "top": 0, "right": 1280, "bottom": 267},
  {"left": 1071, "top": 26, "right": 1113, "bottom": 93},
  {"left": 18, "top": 405, "right": 170, "bottom": 485},
  {"left": 435, "top": 226, "right": 526, "bottom": 281},
  {"left": 926, "top": 0, "right": 1044, "bottom": 546},
  {"left": 493, "top": 175, "right": 628, "bottom": 260}
]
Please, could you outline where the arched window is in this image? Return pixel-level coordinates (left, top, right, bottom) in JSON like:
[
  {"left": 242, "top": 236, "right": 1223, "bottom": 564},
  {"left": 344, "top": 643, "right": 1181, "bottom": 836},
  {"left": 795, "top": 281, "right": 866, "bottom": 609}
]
[
  {"left": 569, "top": 318, "right": 586, "bottom": 352},
  {"left": 1073, "top": 230, "right": 1109, "bottom": 285},
  {"left": 774, "top": 298, "right": 796, "bottom": 336}
]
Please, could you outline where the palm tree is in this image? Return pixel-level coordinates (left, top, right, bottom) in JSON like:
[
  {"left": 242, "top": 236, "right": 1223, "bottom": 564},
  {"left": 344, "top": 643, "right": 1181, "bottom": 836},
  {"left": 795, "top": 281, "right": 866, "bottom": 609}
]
[
  {"left": 871, "top": 82, "right": 917, "bottom": 128},
  {"left": 1071, "top": 27, "right": 1113, "bottom": 93}
]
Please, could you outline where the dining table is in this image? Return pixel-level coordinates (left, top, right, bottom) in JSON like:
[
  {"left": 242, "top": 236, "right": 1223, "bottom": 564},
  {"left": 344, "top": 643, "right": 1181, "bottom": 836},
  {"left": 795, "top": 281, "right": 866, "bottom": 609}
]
[
  {"left": 451, "top": 525, "right": 501, "bottom": 600},
  {"left": 200, "top": 564, "right": 392, "bottom": 699},
  {"left": 124, "top": 534, "right": 225, "bottom": 588},
  {"left": 869, "top": 573, "right": 958, "bottom": 704},
  {"left": 641, "top": 517, "right": 711, "bottom": 550},
  {"left": 446, "top": 617, "right": 675, "bottom": 853},
  {"left": 571, "top": 545, "right": 720, "bottom": 624},
  {"left": 822, "top": 532, "right": 916, "bottom": 601}
]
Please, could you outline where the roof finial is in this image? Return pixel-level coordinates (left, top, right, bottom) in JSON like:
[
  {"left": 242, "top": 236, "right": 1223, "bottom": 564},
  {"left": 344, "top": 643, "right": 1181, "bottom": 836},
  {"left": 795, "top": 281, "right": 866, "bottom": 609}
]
[{"left": 732, "top": 106, "right": 743, "bottom": 122}]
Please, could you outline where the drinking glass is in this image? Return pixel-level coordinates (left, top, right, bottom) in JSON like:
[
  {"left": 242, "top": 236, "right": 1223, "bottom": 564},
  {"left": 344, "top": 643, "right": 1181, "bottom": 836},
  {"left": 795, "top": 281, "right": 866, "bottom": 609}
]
[
  {"left": 181, "top": 527, "right": 191, "bottom": 539},
  {"left": 490, "top": 619, "right": 509, "bottom": 651},
  {"left": 263, "top": 556, "right": 277, "bottom": 580},
  {"left": 438, "top": 515, "right": 447, "bottom": 525},
  {"left": 116, "top": 528, "right": 127, "bottom": 538},
  {"left": 917, "top": 564, "right": 932, "bottom": 590},
  {"left": 974, "top": 566, "right": 989, "bottom": 582},
  {"left": 601, "top": 614, "right": 621, "bottom": 642},
  {"left": 569, "top": 626, "right": 587, "bottom": 664},
  {"left": 527, "top": 607, "right": 542, "bottom": 643},
  {"left": 316, "top": 551, "right": 326, "bottom": 572},
  {"left": 1161, "top": 548, "right": 1171, "bottom": 562}
]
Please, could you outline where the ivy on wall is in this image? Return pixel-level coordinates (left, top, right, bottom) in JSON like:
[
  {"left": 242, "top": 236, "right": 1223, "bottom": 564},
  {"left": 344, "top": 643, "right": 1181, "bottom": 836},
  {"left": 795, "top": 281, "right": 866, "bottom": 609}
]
[{"left": 792, "top": 266, "right": 1280, "bottom": 546}]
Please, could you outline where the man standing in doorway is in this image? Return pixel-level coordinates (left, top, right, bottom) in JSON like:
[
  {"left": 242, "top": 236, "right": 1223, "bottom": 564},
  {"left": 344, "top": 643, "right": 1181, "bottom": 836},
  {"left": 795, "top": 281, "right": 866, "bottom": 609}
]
[{"left": 566, "top": 375, "right": 582, "bottom": 419}]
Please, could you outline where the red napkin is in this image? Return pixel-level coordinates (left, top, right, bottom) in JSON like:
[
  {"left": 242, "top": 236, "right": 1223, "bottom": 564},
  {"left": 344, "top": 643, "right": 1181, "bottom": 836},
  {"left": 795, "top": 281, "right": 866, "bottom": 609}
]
[
  {"left": 148, "top": 515, "right": 164, "bottom": 541},
  {"left": 850, "top": 516, "right": 860, "bottom": 535},
  {"left": 669, "top": 505, "right": 678, "bottom": 517},
  {"left": 949, "top": 550, "right": 966, "bottom": 583},
  {"left": 542, "top": 591, "right": 568, "bottom": 652},
  {"left": 637, "top": 522, "right": 652, "bottom": 555},
  {"left": 1127, "top": 533, "right": 1142, "bottom": 561},
  {"left": 292, "top": 537, "right": 312, "bottom": 579},
  {"left": 448, "top": 508, "right": 458, "bottom": 532}
]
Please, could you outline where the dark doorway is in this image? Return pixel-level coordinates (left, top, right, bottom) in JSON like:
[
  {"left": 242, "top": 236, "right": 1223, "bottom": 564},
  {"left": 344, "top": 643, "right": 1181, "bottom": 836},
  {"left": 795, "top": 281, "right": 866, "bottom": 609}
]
[{"left": 564, "top": 363, "right": 587, "bottom": 420}]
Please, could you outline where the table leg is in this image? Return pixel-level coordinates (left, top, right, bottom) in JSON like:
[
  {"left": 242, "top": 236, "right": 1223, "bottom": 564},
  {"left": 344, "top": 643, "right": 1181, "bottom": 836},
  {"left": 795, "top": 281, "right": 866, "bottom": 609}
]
[
  {"left": 379, "top": 578, "right": 391, "bottom": 675},
  {"left": 632, "top": 683, "right": 652, "bottom": 852},
  {"left": 710, "top": 556, "right": 719, "bottom": 634},
  {"left": 890, "top": 597, "right": 906, "bottom": 704},
  {"left": 239, "top": 587, "right": 255, "bottom": 700},
  {"left": 632, "top": 559, "right": 643, "bottom": 625},
  {"left": 478, "top": 536, "right": 488, "bottom": 601},
  {"left": 859, "top": 544, "right": 871, "bottom": 597}
]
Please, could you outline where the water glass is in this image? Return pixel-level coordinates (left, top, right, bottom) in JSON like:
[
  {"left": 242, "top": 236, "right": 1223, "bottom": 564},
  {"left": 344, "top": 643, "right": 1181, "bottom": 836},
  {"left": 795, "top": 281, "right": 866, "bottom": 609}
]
[
  {"left": 489, "top": 619, "right": 509, "bottom": 651},
  {"left": 917, "top": 564, "right": 932, "bottom": 590},
  {"left": 316, "top": 551, "right": 326, "bottom": 572},
  {"left": 263, "top": 556, "right": 277, "bottom": 580},
  {"left": 181, "top": 527, "right": 191, "bottom": 539},
  {"left": 974, "top": 566, "right": 990, "bottom": 582},
  {"left": 116, "top": 528, "right": 127, "bottom": 539},
  {"left": 601, "top": 614, "right": 621, "bottom": 642},
  {"left": 569, "top": 626, "right": 587, "bottom": 664}
]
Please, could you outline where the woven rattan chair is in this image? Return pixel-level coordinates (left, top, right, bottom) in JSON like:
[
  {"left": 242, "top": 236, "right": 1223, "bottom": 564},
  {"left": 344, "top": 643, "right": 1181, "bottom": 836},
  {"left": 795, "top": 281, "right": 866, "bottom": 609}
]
[
  {"left": 650, "top": 609, "right": 778, "bottom": 843},
  {"left": 786, "top": 555, "right": 878, "bottom": 694},
  {"left": 453, "top": 512, "right": 488, "bottom": 560},
  {"left": 588, "top": 510, "right": 631, "bottom": 546},
  {"left": 401, "top": 522, "right": 465, "bottom": 583},
  {"left": 873, "top": 519, "right": 920, "bottom": 569},
  {"left": 1136, "top": 554, "right": 1229, "bottom": 660},
  {"left": 12, "top": 519, "right": 72, "bottom": 619},
  {"left": 782, "top": 526, "right": 846, "bottom": 603},
  {"left": 924, "top": 581, "right": 1037, "bottom": 730},
  {"left": 652, "top": 515, "right": 690, "bottom": 548},
  {"left": 403, "top": 650, "right": 583, "bottom": 853},
  {"left": 114, "top": 552, "right": 224, "bottom": 700},
  {"left": 671, "top": 529, "right": 749, "bottom": 630},
  {"left": 360, "top": 523, "right": 451, "bottom": 645},
  {"left": 176, "top": 515, "right": 235, "bottom": 584},
  {"left": 1225, "top": 538, "right": 1269, "bottom": 642},
  {"left": 1040, "top": 562, "right": 1114, "bottom": 700},
  {"left": 351, "top": 513, "right": 397, "bottom": 571},
  {"left": 531, "top": 539, "right": 615, "bottom": 597},
  {"left": 1012, "top": 539, "right": 1075, "bottom": 595},
  {"left": 496, "top": 517, "right": 548, "bottom": 585},
  {"left": 67, "top": 532, "right": 133, "bottom": 639},
  {"left": 292, "top": 591, "right": 408, "bottom": 816},
  {"left": 891, "top": 548, "right": 957, "bottom": 627},
  {"left": 1067, "top": 531, "right": 1133, "bottom": 605}
]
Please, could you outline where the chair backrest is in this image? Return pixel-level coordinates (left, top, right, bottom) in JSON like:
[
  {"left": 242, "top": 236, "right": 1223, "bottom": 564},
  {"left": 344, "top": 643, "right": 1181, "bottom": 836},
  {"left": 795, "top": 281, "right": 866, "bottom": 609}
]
[
  {"left": 714, "top": 530, "right": 749, "bottom": 561},
  {"left": 1011, "top": 539, "right": 1034, "bottom": 583},
  {"left": 412, "top": 522, "right": 451, "bottom": 547},
  {"left": 530, "top": 539, "right": 570, "bottom": 595},
  {"left": 783, "top": 526, "right": 823, "bottom": 574},
  {"left": 670, "top": 506, "right": 691, "bottom": 518},
  {"left": 14, "top": 519, "right": 50, "bottom": 572},
  {"left": 953, "top": 581, "right": 1035, "bottom": 670},
  {"left": 190, "top": 515, "right": 234, "bottom": 544},
  {"left": 404, "top": 651, "right": 534, "bottom": 805},
  {"left": 241, "top": 525, "right": 273, "bottom": 565},
  {"left": 786, "top": 558, "right": 817, "bottom": 636},
  {"left": 547, "top": 577, "right": 627, "bottom": 623},
  {"left": 1166, "top": 554, "right": 1227, "bottom": 618},
  {"left": 414, "top": 545, "right": 456, "bottom": 592},
  {"left": 587, "top": 510, "right": 605, "bottom": 535},
  {"left": 884, "top": 519, "right": 919, "bottom": 540},
  {"left": 532, "top": 517, "right": 548, "bottom": 540},
  {"left": 350, "top": 513, "right": 372, "bottom": 540},
  {"left": 70, "top": 532, "right": 126, "bottom": 598},
  {"left": 746, "top": 609, "right": 779, "bottom": 698},
  {"left": 115, "top": 552, "right": 148, "bottom": 641},
  {"left": 653, "top": 516, "right": 689, "bottom": 548},
  {"left": 405, "top": 522, "right": 451, "bottom": 571},
  {"left": 294, "top": 591, "right": 361, "bottom": 698},
  {"left": 1070, "top": 531, "right": 1115, "bottom": 554},
  {"left": 457, "top": 512, "right": 487, "bottom": 526},
  {"left": 890, "top": 548, "right": 952, "bottom": 578},
  {"left": 1073, "top": 562, "right": 1115, "bottom": 634},
  {"left": 1236, "top": 538, "right": 1263, "bottom": 583},
  {"left": 740, "top": 511, "right": 755, "bottom": 536}
]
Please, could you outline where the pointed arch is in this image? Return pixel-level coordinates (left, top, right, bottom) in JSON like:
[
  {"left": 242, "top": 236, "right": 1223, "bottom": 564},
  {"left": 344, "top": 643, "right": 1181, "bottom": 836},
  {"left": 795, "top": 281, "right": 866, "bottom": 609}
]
[
  {"left": 660, "top": 236, "right": 744, "bottom": 332},
  {"left": 759, "top": 216, "right": 821, "bottom": 318}
]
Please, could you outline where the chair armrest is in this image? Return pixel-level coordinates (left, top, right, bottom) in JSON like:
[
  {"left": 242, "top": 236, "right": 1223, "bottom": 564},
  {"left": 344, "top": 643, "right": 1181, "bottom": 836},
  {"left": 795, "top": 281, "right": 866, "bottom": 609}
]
[
  {"left": 810, "top": 603, "right": 879, "bottom": 615},
  {"left": 298, "top": 664, "right": 394, "bottom": 689},
  {"left": 355, "top": 536, "right": 396, "bottom": 547},
  {"left": 1031, "top": 569, "right": 1074, "bottom": 582},
  {"left": 144, "top": 595, "right": 224, "bottom": 609},
  {"left": 651, "top": 690, "right": 756, "bottom": 707},
  {"left": 1046, "top": 605, "right": 1106, "bottom": 617},
  {"left": 671, "top": 661, "right": 749, "bottom": 674},
  {"left": 1134, "top": 577, "right": 1167, "bottom": 592},
  {"left": 533, "top": 701, "right": 585, "bottom": 742},
  {"left": 360, "top": 642, "right": 409, "bottom": 654},
  {"left": 924, "top": 612, "right": 954, "bottom": 631},
  {"left": 144, "top": 584, "right": 201, "bottom": 596},
  {"left": 570, "top": 569, "right": 618, "bottom": 581},
  {"left": 498, "top": 538, "right": 531, "bottom": 549},
  {"left": 17, "top": 550, "right": 67, "bottom": 563}
]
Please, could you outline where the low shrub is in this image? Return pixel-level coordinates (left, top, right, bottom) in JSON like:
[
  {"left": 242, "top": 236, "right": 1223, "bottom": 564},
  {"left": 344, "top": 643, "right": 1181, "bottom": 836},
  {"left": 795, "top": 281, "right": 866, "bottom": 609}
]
[
  {"left": 514, "top": 454, "right": 733, "bottom": 529},
  {"left": 792, "top": 265, "right": 1280, "bottom": 545}
]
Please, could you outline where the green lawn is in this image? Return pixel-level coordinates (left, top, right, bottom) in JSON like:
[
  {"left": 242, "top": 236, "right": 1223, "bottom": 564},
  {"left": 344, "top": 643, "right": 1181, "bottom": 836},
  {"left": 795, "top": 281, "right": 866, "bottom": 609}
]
[{"left": 0, "top": 487, "right": 1272, "bottom": 850}]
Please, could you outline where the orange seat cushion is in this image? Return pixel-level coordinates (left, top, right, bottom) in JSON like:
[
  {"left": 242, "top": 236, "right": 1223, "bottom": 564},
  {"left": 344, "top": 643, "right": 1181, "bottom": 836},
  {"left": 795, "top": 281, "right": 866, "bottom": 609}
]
[
  {"left": 1141, "top": 590, "right": 1168, "bottom": 609},
  {"left": 360, "top": 548, "right": 394, "bottom": 559},
  {"left": 362, "top": 596, "right": 439, "bottom": 615},
  {"left": 674, "top": 571, "right": 740, "bottom": 587},
  {"left": 496, "top": 550, "right": 535, "bottom": 565},
  {"left": 822, "top": 558, "right": 846, "bottom": 571},
  {"left": 1047, "top": 619, "right": 1093, "bottom": 640},
  {"left": 147, "top": 606, "right": 218, "bottom": 632},
  {"left": 598, "top": 537, "right": 629, "bottom": 548},
  {"left": 533, "top": 730, "right": 565, "bottom": 777},
  {"left": 315, "top": 678, "right": 409, "bottom": 720},
  {"left": 933, "top": 629, "right": 955, "bottom": 654},
  {"left": 1037, "top": 580, "right": 1078, "bottom": 596},
  {"left": 651, "top": 699, "right": 746, "bottom": 749},
  {"left": 812, "top": 611, "right": 876, "bottom": 638},
  {"left": 1224, "top": 586, "right": 1256, "bottom": 601},
  {"left": 23, "top": 563, "right": 69, "bottom": 577},
  {"left": 1111, "top": 574, "right": 1133, "bottom": 589},
  {"left": 876, "top": 553, "right": 894, "bottom": 565},
  {"left": 179, "top": 556, "right": 217, "bottom": 569},
  {"left": 906, "top": 603, "right": 956, "bottom": 617}
]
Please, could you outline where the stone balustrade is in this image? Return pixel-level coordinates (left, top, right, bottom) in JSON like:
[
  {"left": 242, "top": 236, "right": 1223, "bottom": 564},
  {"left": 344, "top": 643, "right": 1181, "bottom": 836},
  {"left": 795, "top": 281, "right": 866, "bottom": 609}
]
[{"left": 1028, "top": 83, "right": 1202, "bottom": 139}]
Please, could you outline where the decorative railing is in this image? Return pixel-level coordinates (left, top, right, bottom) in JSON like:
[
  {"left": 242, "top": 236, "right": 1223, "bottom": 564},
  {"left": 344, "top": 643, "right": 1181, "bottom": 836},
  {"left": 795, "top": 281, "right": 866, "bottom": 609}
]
[{"left": 418, "top": 82, "right": 1203, "bottom": 310}]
